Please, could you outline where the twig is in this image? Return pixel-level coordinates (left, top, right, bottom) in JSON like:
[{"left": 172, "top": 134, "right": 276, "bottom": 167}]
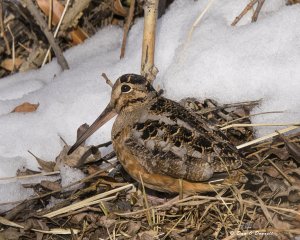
[
  {"left": 114, "top": 194, "right": 300, "bottom": 217},
  {"left": 255, "top": 195, "right": 275, "bottom": 227},
  {"left": 267, "top": 159, "right": 293, "bottom": 186},
  {"left": 221, "top": 123, "right": 300, "bottom": 130},
  {"left": 219, "top": 111, "right": 284, "bottom": 128},
  {"left": 236, "top": 126, "right": 300, "bottom": 149},
  {"left": 0, "top": 165, "right": 117, "bottom": 207},
  {"left": 41, "top": 0, "right": 71, "bottom": 68},
  {"left": 43, "top": 184, "right": 133, "bottom": 218},
  {"left": 21, "top": 0, "right": 69, "bottom": 70},
  {"left": 200, "top": 100, "right": 260, "bottom": 115},
  {"left": 0, "top": 217, "right": 80, "bottom": 234},
  {"left": 120, "top": 0, "right": 135, "bottom": 59},
  {"left": 162, "top": 213, "right": 186, "bottom": 240},
  {"left": 187, "top": 0, "right": 215, "bottom": 44},
  {"left": 48, "top": 0, "right": 53, "bottom": 62},
  {"left": 6, "top": 24, "right": 15, "bottom": 72},
  {"left": 0, "top": 0, "right": 11, "bottom": 55},
  {"left": 252, "top": 0, "right": 265, "bottom": 22},
  {"left": 139, "top": 173, "right": 152, "bottom": 226},
  {"left": 141, "top": 0, "right": 159, "bottom": 82},
  {"left": 0, "top": 171, "right": 60, "bottom": 181},
  {"left": 101, "top": 73, "right": 113, "bottom": 87},
  {"left": 231, "top": 0, "right": 258, "bottom": 26}
]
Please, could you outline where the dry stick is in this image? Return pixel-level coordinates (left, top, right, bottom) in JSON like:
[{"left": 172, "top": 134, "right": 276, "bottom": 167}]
[
  {"left": 120, "top": 0, "right": 135, "bottom": 59},
  {"left": 219, "top": 111, "right": 284, "bottom": 128},
  {"left": 21, "top": 0, "right": 69, "bottom": 70},
  {"left": 162, "top": 213, "right": 187, "bottom": 240},
  {"left": 231, "top": 0, "right": 258, "bottom": 26},
  {"left": 200, "top": 100, "right": 260, "bottom": 115},
  {"left": 252, "top": 0, "right": 265, "bottom": 22},
  {"left": 115, "top": 194, "right": 300, "bottom": 217},
  {"left": 101, "top": 73, "right": 113, "bottom": 87},
  {"left": 221, "top": 123, "right": 300, "bottom": 130},
  {"left": 256, "top": 195, "right": 275, "bottom": 227},
  {"left": 141, "top": 0, "right": 159, "bottom": 82},
  {"left": 0, "top": 164, "right": 116, "bottom": 206},
  {"left": 41, "top": 0, "right": 71, "bottom": 68},
  {"left": 48, "top": 0, "right": 53, "bottom": 62},
  {"left": 187, "top": 0, "right": 215, "bottom": 44},
  {"left": 43, "top": 184, "right": 133, "bottom": 218},
  {"left": 0, "top": 171, "right": 60, "bottom": 182},
  {"left": 179, "top": 0, "right": 215, "bottom": 63},
  {"left": 267, "top": 159, "right": 293, "bottom": 186},
  {"left": 139, "top": 173, "right": 152, "bottom": 226},
  {"left": 236, "top": 126, "right": 300, "bottom": 150},
  {"left": 0, "top": 216, "right": 80, "bottom": 235},
  {"left": 0, "top": 0, "right": 11, "bottom": 55},
  {"left": 6, "top": 24, "right": 15, "bottom": 72}
]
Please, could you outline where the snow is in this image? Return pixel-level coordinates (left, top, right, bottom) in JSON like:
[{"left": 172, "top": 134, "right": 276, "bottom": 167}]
[
  {"left": 0, "top": 0, "right": 299, "bottom": 206},
  {"left": 60, "top": 164, "right": 86, "bottom": 190}
]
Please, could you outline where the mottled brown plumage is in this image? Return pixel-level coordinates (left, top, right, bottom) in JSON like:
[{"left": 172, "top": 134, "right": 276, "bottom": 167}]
[{"left": 68, "top": 74, "right": 243, "bottom": 193}]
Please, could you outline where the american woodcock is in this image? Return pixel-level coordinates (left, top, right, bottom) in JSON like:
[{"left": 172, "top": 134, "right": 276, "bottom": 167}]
[{"left": 68, "top": 74, "right": 243, "bottom": 193}]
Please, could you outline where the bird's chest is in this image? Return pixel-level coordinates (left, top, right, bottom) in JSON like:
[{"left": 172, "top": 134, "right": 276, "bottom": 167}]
[
  {"left": 112, "top": 123, "right": 149, "bottom": 181},
  {"left": 111, "top": 112, "right": 142, "bottom": 170}
]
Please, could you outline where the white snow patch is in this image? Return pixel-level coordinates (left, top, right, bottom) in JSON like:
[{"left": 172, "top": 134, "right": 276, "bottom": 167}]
[
  {"left": 46, "top": 196, "right": 64, "bottom": 209},
  {"left": 60, "top": 165, "right": 85, "bottom": 191}
]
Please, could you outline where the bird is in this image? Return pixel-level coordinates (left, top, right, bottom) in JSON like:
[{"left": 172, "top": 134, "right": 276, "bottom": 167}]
[{"left": 68, "top": 74, "right": 243, "bottom": 193}]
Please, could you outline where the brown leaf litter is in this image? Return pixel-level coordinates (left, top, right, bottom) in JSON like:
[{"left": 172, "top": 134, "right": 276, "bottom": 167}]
[{"left": 0, "top": 98, "right": 300, "bottom": 239}]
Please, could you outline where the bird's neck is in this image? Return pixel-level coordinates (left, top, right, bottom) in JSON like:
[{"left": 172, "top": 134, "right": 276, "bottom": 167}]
[{"left": 111, "top": 96, "right": 157, "bottom": 140}]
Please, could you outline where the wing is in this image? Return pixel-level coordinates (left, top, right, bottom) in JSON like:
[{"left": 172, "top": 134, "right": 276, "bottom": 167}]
[{"left": 125, "top": 97, "right": 242, "bottom": 182}]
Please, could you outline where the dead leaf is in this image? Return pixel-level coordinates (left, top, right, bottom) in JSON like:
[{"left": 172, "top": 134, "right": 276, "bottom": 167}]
[
  {"left": 127, "top": 221, "right": 141, "bottom": 236},
  {"left": 0, "top": 232, "right": 6, "bottom": 240},
  {"left": 37, "top": 0, "right": 87, "bottom": 45},
  {"left": 24, "top": 218, "right": 49, "bottom": 232},
  {"left": 288, "top": 186, "right": 300, "bottom": 203},
  {"left": 264, "top": 148, "right": 289, "bottom": 161},
  {"left": 277, "top": 132, "right": 300, "bottom": 163},
  {"left": 17, "top": 168, "right": 40, "bottom": 176},
  {"left": 55, "top": 144, "right": 100, "bottom": 169},
  {"left": 1, "top": 58, "right": 24, "bottom": 71},
  {"left": 272, "top": 215, "right": 293, "bottom": 230},
  {"left": 28, "top": 151, "right": 55, "bottom": 172},
  {"left": 11, "top": 102, "right": 39, "bottom": 113},
  {"left": 138, "top": 230, "right": 157, "bottom": 240},
  {"left": 98, "top": 216, "right": 116, "bottom": 229},
  {"left": 264, "top": 165, "right": 281, "bottom": 178},
  {"left": 1, "top": 227, "right": 22, "bottom": 240},
  {"left": 40, "top": 180, "right": 61, "bottom": 191},
  {"left": 265, "top": 175, "right": 288, "bottom": 192},
  {"left": 70, "top": 213, "right": 88, "bottom": 224},
  {"left": 19, "top": 47, "right": 47, "bottom": 72},
  {"left": 70, "top": 28, "right": 88, "bottom": 45},
  {"left": 36, "top": 0, "right": 64, "bottom": 25}
]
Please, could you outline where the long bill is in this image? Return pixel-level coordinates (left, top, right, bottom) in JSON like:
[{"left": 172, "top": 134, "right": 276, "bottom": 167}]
[{"left": 68, "top": 103, "right": 116, "bottom": 155}]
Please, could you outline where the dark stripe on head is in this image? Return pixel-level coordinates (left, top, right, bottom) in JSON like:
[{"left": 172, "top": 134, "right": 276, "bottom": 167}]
[
  {"left": 119, "top": 96, "right": 147, "bottom": 112},
  {"left": 119, "top": 74, "right": 147, "bottom": 85}
]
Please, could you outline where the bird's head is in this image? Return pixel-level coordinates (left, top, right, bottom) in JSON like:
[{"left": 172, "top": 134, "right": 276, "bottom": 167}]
[
  {"left": 68, "top": 74, "right": 157, "bottom": 154},
  {"left": 110, "top": 74, "right": 157, "bottom": 113}
]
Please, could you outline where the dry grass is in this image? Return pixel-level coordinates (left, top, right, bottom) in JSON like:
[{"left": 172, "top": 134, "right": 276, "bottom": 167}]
[{"left": 0, "top": 98, "right": 299, "bottom": 239}]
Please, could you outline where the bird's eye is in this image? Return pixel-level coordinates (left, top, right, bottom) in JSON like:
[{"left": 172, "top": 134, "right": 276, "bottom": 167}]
[{"left": 121, "top": 84, "right": 131, "bottom": 93}]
